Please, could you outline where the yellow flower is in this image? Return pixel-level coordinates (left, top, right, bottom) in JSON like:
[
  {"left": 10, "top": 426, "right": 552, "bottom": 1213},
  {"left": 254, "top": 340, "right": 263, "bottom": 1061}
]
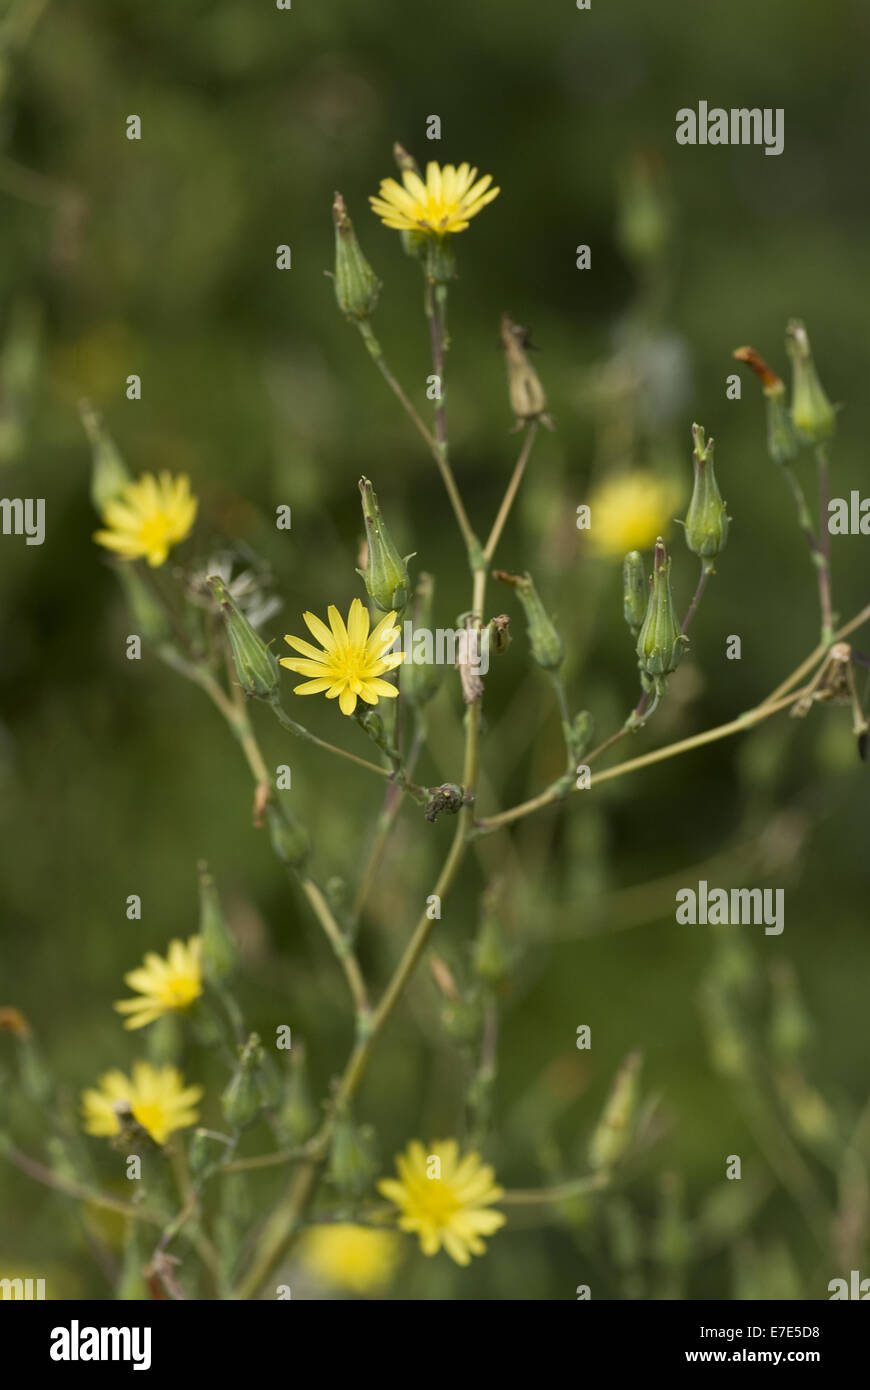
[
  {"left": 81, "top": 1061, "right": 202, "bottom": 1145},
  {"left": 93, "top": 470, "right": 197, "bottom": 567},
  {"left": 378, "top": 1139, "right": 506, "bottom": 1266},
  {"left": 370, "top": 161, "right": 500, "bottom": 234},
  {"left": 114, "top": 937, "right": 203, "bottom": 1029},
  {"left": 280, "top": 597, "right": 403, "bottom": 717},
  {"left": 588, "top": 471, "right": 682, "bottom": 557},
  {"left": 299, "top": 1223, "right": 402, "bottom": 1295}
]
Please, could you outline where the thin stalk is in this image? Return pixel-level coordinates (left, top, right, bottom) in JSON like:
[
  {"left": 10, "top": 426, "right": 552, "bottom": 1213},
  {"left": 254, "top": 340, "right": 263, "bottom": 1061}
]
[
  {"left": 815, "top": 443, "right": 834, "bottom": 644},
  {"left": 483, "top": 421, "right": 539, "bottom": 563},
  {"left": 357, "top": 316, "right": 477, "bottom": 555}
]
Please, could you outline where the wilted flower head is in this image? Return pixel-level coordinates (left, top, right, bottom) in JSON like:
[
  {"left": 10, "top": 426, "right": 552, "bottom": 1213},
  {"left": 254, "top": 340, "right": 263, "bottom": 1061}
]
[
  {"left": 93, "top": 471, "right": 197, "bottom": 567},
  {"left": 370, "top": 161, "right": 499, "bottom": 235},
  {"left": 82, "top": 1061, "right": 202, "bottom": 1145},
  {"left": 378, "top": 1139, "right": 505, "bottom": 1266},
  {"left": 280, "top": 598, "right": 404, "bottom": 717}
]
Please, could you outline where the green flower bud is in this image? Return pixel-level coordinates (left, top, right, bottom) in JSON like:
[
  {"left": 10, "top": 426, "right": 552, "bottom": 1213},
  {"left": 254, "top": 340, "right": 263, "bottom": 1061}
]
[
  {"left": 267, "top": 802, "right": 310, "bottom": 871},
  {"left": 472, "top": 884, "right": 513, "bottom": 983},
  {"left": 588, "top": 1050, "right": 643, "bottom": 1172},
  {"left": 622, "top": 550, "right": 647, "bottom": 633},
  {"left": 328, "top": 1112, "right": 378, "bottom": 1199},
  {"left": 275, "top": 1047, "right": 318, "bottom": 1146},
  {"left": 198, "top": 861, "right": 239, "bottom": 986},
  {"left": 765, "top": 378, "right": 800, "bottom": 466},
  {"left": 440, "top": 993, "right": 485, "bottom": 1044},
  {"left": 221, "top": 1035, "right": 266, "bottom": 1131},
  {"left": 188, "top": 1128, "right": 227, "bottom": 1183},
  {"left": 357, "top": 477, "right": 413, "bottom": 612},
  {"left": 636, "top": 540, "right": 688, "bottom": 679},
  {"left": 401, "top": 573, "right": 442, "bottom": 707},
  {"left": 683, "top": 424, "right": 729, "bottom": 567},
  {"left": 209, "top": 575, "right": 280, "bottom": 699},
  {"left": 786, "top": 319, "right": 836, "bottom": 443},
  {"left": 332, "top": 192, "right": 381, "bottom": 320},
  {"left": 81, "top": 400, "right": 131, "bottom": 512},
  {"left": 494, "top": 570, "right": 564, "bottom": 670},
  {"left": 769, "top": 962, "right": 812, "bottom": 1061},
  {"left": 564, "top": 710, "right": 594, "bottom": 764}
]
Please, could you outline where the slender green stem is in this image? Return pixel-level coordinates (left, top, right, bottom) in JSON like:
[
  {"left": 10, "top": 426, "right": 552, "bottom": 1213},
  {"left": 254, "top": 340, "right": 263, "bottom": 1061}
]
[
  {"left": 1, "top": 1142, "right": 164, "bottom": 1225},
  {"left": 815, "top": 443, "right": 834, "bottom": 644},
  {"left": 357, "top": 315, "right": 477, "bottom": 555},
  {"left": 483, "top": 421, "right": 539, "bottom": 563},
  {"left": 500, "top": 1173, "right": 610, "bottom": 1206}
]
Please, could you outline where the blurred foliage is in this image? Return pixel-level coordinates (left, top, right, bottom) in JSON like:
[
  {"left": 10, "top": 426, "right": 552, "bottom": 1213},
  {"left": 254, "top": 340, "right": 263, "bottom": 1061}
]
[{"left": 1, "top": 0, "right": 869, "bottom": 1299}]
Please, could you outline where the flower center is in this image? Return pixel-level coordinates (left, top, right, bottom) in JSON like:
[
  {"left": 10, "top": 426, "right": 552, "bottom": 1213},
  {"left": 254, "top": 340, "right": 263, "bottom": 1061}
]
[
  {"left": 157, "top": 974, "right": 200, "bottom": 1009},
  {"left": 138, "top": 512, "right": 174, "bottom": 550},
  {"left": 418, "top": 1180, "right": 461, "bottom": 1226}
]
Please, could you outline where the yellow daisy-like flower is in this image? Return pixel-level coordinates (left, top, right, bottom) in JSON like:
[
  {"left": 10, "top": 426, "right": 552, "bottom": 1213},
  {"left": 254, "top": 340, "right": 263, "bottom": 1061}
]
[
  {"left": 113, "top": 937, "right": 202, "bottom": 1030},
  {"left": 588, "top": 471, "right": 683, "bottom": 557},
  {"left": 93, "top": 470, "right": 197, "bottom": 567},
  {"left": 299, "top": 1223, "right": 402, "bottom": 1295},
  {"left": 81, "top": 1061, "right": 202, "bottom": 1145},
  {"left": 370, "top": 161, "right": 500, "bottom": 235},
  {"left": 378, "top": 1139, "right": 506, "bottom": 1267},
  {"left": 279, "top": 597, "right": 403, "bottom": 718}
]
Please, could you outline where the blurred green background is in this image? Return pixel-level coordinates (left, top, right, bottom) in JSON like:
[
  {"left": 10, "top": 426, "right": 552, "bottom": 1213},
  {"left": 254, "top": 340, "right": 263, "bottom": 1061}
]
[{"left": 1, "top": 0, "right": 869, "bottom": 1299}]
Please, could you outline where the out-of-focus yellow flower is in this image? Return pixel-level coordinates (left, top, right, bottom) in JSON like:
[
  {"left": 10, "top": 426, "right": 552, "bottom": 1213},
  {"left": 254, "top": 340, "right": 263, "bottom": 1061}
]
[
  {"left": 280, "top": 597, "right": 403, "bottom": 717},
  {"left": 299, "top": 1223, "right": 402, "bottom": 1294},
  {"left": 81, "top": 1061, "right": 202, "bottom": 1145},
  {"left": 588, "top": 472, "right": 681, "bottom": 556},
  {"left": 370, "top": 161, "right": 499, "bottom": 235},
  {"left": 378, "top": 1139, "right": 506, "bottom": 1266},
  {"left": 114, "top": 937, "right": 202, "bottom": 1030},
  {"left": 93, "top": 470, "right": 197, "bottom": 567}
]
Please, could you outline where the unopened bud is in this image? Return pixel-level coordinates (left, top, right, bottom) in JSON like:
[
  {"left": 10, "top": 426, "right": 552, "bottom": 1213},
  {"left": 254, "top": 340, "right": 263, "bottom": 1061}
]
[
  {"left": 472, "top": 885, "right": 513, "bottom": 983},
  {"left": 357, "top": 477, "right": 413, "bottom": 612},
  {"left": 588, "top": 1051, "right": 643, "bottom": 1171},
  {"left": 332, "top": 193, "right": 381, "bottom": 320},
  {"left": 636, "top": 540, "right": 687, "bottom": 679},
  {"left": 328, "top": 1112, "right": 378, "bottom": 1199},
  {"left": 81, "top": 400, "right": 131, "bottom": 512},
  {"left": 622, "top": 550, "right": 647, "bottom": 633},
  {"left": 209, "top": 575, "right": 280, "bottom": 698},
  {"left": 198, "top": 862, "right": 239, "bottom": 986},
  {"left": 564, "top": 710, "right": 594, "bottom": 764},
  {"left": 500, "top": 314, "right": 549, "bottom": 427},
  {"left": 494, "top": 570, "right": 563, "bottom": 670},
  {"left": 275, "top": 1047, "right": 318, "bottom": 1146},
  {"left": 221, "top": 1035, "right": 266, "bottom": 1131},
  {"left": 267, "top": 802, "right": 310, "bottom": 871},
  {"left": 683, "top": 424, "right": 729, "bottom": 567},
  {"left": 786, "top": 319, "right": 836, "bottom": 443}
]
